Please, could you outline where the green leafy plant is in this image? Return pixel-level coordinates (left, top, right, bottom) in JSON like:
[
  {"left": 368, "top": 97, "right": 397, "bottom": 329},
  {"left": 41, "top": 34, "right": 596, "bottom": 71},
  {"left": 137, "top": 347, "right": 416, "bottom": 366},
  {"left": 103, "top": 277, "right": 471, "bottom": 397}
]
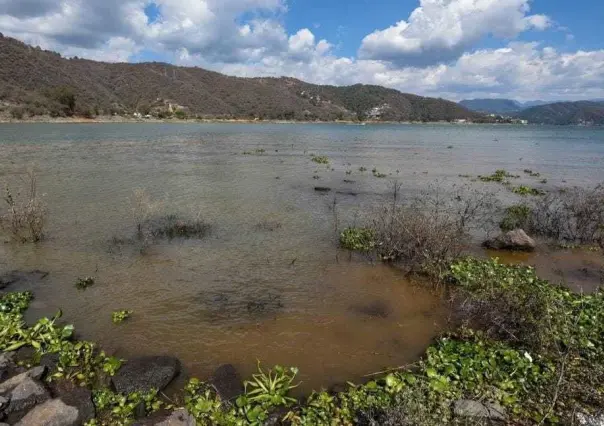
[
  {"left": 311, "top": 155, "right": 329, "bottom": 164},
  {"left": 236, "top": 364, "right": 299, "bottom": 425},
  {"left": 479, "top": 169, "right": 519, "bottom": 183},
  {"left": 500, "top": 204, "right": 532, "bottom": 231},
  {"left": 92, "top": 388, "right": 163, "bottom": 425},
  {"left": 112, "top": 310, "right": 133, "bottom": 324},
  {"left": 339, "top": 227, "right": 375, "bottom": 252},
  {"left": 512, "top": 185, "right": 545, "bottom": 196}
]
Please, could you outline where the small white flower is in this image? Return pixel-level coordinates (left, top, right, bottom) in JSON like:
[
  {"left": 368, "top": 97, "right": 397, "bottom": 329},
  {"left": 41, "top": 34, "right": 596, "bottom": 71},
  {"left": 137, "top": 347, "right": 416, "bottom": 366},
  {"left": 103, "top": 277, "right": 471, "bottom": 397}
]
[{"left": 524, "top": 351, "right": 533, "bottom": 363}]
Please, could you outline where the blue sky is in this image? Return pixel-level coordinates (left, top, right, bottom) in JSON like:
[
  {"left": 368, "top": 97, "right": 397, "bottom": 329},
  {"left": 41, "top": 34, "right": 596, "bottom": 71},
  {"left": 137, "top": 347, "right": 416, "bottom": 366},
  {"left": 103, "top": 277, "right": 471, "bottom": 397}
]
[{"left": 1, "top": 0, "right": 603, "bottom": 101}]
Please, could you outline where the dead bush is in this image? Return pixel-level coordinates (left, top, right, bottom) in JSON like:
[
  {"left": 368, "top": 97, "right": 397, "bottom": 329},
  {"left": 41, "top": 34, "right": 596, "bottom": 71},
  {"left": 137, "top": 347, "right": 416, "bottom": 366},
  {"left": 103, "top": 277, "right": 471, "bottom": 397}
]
[
  {"left": 365, "top": 183, "right": 496, "bottom": 277},
  {"left": 1, "top": 169, "right": 48, "bottom": 242},
  {"left": 529, "top": 185, "right": 604, "bottom": 246}
]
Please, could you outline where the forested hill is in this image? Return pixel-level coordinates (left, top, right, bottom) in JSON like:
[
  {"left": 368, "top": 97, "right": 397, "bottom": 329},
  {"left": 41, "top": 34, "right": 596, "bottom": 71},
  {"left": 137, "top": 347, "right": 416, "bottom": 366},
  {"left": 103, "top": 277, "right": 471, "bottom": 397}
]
[
  {"left": 0, "top": 34, "right": 478, "bottom": 122},
  {"left": 518, "top": 101, "right": 604, "bottom": 125}
]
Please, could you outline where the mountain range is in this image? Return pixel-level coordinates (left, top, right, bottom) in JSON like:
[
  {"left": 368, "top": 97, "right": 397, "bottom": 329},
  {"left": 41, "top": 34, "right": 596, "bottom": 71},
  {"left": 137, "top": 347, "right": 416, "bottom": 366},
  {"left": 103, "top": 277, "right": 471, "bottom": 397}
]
[
  {"left": 459, "top": 98, "right": 604, "bottom": 125},
  {"left": 0, "top": 34, "right": 477, "bottom": 123}
]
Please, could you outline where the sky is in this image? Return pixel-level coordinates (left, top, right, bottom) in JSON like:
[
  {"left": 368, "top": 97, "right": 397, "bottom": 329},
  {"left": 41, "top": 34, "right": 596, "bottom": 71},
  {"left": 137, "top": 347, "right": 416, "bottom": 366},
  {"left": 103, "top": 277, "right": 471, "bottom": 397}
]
[{"left": 0, "top": 0, "right": 603, "bottom": 101}]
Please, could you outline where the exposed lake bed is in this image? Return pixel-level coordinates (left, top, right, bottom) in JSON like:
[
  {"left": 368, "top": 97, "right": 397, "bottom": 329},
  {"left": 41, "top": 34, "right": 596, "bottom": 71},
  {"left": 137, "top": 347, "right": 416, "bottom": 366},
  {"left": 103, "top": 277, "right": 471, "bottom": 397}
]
[{"left": 1, "top": 123, "right": 603, "bottom": 424}]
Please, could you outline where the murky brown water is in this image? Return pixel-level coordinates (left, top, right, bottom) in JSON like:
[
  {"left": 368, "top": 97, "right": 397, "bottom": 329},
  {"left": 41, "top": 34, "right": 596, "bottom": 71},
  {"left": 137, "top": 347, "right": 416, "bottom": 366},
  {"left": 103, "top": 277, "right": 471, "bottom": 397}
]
[{"left": 1, "top": 123, "right": 603, "bottom": 392}]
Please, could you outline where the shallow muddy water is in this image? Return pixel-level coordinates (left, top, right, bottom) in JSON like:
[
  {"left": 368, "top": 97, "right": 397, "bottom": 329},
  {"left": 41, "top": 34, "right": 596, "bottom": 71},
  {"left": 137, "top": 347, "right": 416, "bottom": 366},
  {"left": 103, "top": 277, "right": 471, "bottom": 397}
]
[{"left": 0, "top": 123, "right": 603, "bottom": 392}]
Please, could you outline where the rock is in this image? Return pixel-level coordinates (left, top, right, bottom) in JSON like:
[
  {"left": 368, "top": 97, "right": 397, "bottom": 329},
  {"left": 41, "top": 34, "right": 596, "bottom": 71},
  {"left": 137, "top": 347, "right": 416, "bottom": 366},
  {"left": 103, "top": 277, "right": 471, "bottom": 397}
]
[
  {"left": 39, "top": 353, "right": 60, "bottom": 374},
  {"left": 314, "top": 187, "right": 331, "bottom": 192},
  {"left": 0, "top": 366, "right": 47, "bottom": 394},
  {"left": 0, "top": 353, "right": 15, "bottom": 382},
  {"left": 0, "top": 395, "right": 8, "bottom": 408},
  {"left": 210, "top": 364, "right": 243, "bottom": 401},
  {"left": 6, "top": 377, "right": 50, "bottom": 414},
  {"left": 483, "top": 229, "right": 536, "bottom": 251},
  {"left": 453, "top": 399, "right": 506, "bottom": 421},
  {"left": 15, "top": 399, "right": 79, "bottom": 426},
  {"left": 336, "top": 191, "right": 358, "bottom": 197},
  {"left": 112, "top": 356, "right": 180, "bottom": 394},
  {"left": 263, "top": 407, "right": 290, "bottom": 426},
  {"left": 58, "top": 387, "right": 95, "bottom": 424},
  {"left": 348, "top": 300, "right": 391, "bottom": 319},
  {"left": 577, "top": 412, "right": 604, "bottom": 426},
  {"left": 328, "top": 383, "right": 350, "bottom": 394},
  {"left": 14, "top": 346, "right": 38, "bottom": 365},
  {"left": 154, "top": 409, "right": 196, "bottom": 426}
]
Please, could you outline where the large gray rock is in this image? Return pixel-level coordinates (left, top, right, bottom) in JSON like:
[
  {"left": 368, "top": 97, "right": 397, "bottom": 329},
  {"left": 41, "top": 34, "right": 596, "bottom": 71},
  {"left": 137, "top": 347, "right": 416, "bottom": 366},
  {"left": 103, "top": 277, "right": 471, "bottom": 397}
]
[
  {"left": 0, "top": 353, "right": 15, "bottom": 382},
  {"left": 0, "top": 366, "right": 46, "bottom": 394},
  {"left": 112, "top": 356, "right": 180, "bottom": 394},
  {"left": 210, "top": 364, "right": 243, "bottom": 401},
  {"left": 483, "top": 229, "right": 536, "bottom": 251},
  {"left": 577, "top": 412, "right": 604, "bottom": 426},
  {"left": 154, "top": 409, "right": 196, "bottom": 426},
  {"left": 6, "top": 377, "right": 50, "bottom": 414},
  {"left": 58, "top": 387, "right": 95, "bottom": 424},
  {"left": 453, "top": 399, "right": 506, "bottom": 420},
  {"left": 15, "top": 399, "right": 79, "bottom": 426}
]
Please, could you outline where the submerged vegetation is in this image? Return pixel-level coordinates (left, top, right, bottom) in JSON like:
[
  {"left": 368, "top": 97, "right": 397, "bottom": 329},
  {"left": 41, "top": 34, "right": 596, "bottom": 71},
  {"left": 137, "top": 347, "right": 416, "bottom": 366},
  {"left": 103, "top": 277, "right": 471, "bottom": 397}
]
[{"left": 75, "top": 276, "right": 96, "bottom": 290}]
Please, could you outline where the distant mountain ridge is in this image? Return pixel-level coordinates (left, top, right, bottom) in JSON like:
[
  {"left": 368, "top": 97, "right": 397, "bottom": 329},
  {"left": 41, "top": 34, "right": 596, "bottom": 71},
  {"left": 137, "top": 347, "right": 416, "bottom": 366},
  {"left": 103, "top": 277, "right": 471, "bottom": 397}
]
[
  {"left": 518, "top": 101, "right": 604, "bottom": 125},
  {"left": 0, "top": 34, "right": 478, "bottom": 122},
  {"left": 459, "top": 99, "right": 523, "bottom": 114},
  {"left": 460, "top": 97, "right": 604, "bottom": 124}
]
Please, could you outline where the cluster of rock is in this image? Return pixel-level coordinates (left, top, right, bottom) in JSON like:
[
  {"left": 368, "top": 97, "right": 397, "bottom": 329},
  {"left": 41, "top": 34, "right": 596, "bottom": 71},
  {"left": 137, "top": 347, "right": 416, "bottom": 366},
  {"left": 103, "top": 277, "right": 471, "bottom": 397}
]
[
  {"left": 0, "top": 348, "right": 256, "bottom": 425},
  {"left": 0, "top": 352, "right": 93, "bottom": 425}
]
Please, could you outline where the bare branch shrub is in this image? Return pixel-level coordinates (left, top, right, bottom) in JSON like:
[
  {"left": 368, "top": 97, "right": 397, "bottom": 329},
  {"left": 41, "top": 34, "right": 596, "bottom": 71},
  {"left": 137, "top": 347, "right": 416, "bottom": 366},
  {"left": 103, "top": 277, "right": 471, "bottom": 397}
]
[
  {"left": 529, "top": 185, "right": 604, "bottom": 246},
  {"left": 1, "top": 168, "right": 48, "bottom": 242},
  {"left": 366, "top": 183, "right": 498, "bottom": 277}
]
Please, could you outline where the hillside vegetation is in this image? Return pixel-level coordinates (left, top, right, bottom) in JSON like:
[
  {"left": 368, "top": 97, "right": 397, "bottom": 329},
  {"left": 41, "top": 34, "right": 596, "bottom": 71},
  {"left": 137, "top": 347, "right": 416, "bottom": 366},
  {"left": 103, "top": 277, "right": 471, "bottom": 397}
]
[
  {"left": 519, "top": 101, "right": 604, "bottom": 125},
  {"left": 0, "top": 34, "right": 478, "bottom": 122}
]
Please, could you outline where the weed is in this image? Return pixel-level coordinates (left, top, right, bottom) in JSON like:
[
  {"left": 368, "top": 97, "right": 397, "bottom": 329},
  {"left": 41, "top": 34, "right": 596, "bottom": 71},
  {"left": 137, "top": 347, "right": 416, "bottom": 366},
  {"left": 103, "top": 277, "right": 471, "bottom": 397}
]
[
  {"left": 500, "top": 204, "right": 532, "bottom": 231},
  {"left": 359, "top": 167, "right": 367, "bottom": 172},
  {"left": 311, "top": 155, "right": 329, "bottom": 165},
  {"left": 339, "top": 227, "right": 375, "bottom": 252},
  {"left": 149, "top": 214, "right": 209, "bottom": 240},
  {"left": 92, "top": 388, "right": 164, "bottom": 425},
  {"left": 112, "top": 310, "right": 132, "bottom": 324},
  {"left": 478, "top": 169, "right": 519, "bottom": 183},
  {"left": 75, "top": 277, "right": 95, "bottom": 290},
  {"left": 512, "top": 185, "right": 545, "bottom": 196}
]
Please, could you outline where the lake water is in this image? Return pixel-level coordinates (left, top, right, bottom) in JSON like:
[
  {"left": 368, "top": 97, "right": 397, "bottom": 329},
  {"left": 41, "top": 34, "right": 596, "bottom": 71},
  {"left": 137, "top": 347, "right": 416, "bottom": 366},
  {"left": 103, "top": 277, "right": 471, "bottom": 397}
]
[{"left": 0, "top": 123, "right": 603, "bottom": 392}]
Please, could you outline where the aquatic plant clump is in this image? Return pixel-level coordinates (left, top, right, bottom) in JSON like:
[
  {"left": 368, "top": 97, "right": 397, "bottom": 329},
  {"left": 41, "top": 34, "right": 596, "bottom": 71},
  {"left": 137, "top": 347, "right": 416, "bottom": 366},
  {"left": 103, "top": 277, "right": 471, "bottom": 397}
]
[
  {"left": 339, "top": 227, "right": 376, "bottom": 252},
  {"left": 148, "top": 214, "right": 210, "bottom": 240},
  {"left": 311, "top": 154, "right": 330, "bottom": 164},
  {"left": 478, "top": 169, "right": 519, "bottom": 183},
  {"left": 512, "top": 185, "right": 546, "bottom": 196},
  {"left": 75, "top": 276, "right": 96, "bottom": 289},
  {"left": 112, "top": 310, "right": 133, "bottom": 324}
]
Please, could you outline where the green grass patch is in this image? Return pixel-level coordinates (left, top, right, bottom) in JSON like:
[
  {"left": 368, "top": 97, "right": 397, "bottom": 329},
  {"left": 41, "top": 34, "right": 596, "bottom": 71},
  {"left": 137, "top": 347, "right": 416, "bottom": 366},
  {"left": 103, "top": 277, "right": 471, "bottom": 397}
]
[{"left": 339, "top": 227, "right": 376, "bottom": 252}]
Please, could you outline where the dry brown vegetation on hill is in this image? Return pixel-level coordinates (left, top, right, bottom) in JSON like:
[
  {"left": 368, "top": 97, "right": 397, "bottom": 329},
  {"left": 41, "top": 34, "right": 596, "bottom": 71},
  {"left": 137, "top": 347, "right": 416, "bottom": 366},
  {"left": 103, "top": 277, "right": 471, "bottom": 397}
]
[{"left": 0, "top": 34, "right": 480, "bottom": 122}]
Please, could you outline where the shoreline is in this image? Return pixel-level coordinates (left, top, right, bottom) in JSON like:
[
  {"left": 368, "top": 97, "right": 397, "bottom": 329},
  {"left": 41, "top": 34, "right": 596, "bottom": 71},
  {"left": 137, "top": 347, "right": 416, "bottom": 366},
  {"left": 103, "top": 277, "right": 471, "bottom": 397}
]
[{"left": 0, "top": 115, "right": 529, "bottom": 126}]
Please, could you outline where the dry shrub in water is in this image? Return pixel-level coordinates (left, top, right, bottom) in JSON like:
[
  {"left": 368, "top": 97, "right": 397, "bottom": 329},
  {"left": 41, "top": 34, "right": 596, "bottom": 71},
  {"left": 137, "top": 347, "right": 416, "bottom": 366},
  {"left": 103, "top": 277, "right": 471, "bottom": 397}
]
[
  {"left": 1, "top": 169, "right": 47, "bottom": 242},
  {"left": 368, "top": 183, "right": 498, "bottom": 277},
  {"left": 529, "top": 185, "right": 604, "bottom": 246}
]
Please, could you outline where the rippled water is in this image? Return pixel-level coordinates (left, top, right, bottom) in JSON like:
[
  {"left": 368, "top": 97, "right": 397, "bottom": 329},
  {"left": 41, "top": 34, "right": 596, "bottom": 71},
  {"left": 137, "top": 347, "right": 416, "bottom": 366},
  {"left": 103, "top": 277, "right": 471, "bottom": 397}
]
[{"left": 0, "top": 123, "right": 603, "bottom": 391}]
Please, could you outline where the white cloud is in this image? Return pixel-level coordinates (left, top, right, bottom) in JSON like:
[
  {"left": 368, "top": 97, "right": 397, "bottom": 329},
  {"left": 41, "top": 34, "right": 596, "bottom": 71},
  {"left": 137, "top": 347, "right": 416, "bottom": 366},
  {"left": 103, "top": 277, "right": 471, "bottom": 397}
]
[
  {"left": 358, "top": 0, "right": 551, "bottom": 66},
  {"left": 0, "top": 0, "right": 604, "bottom": 101}
]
